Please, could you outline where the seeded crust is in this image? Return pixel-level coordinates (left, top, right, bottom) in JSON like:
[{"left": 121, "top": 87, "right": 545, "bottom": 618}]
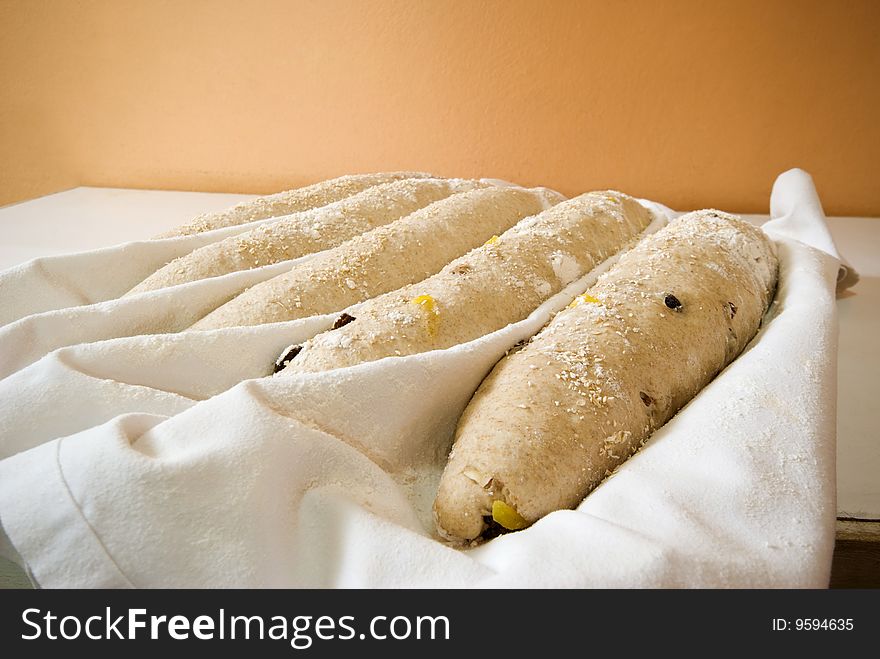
[
  {"left": 192, "top": 186, "right": 564, "bottom": 330},
  {"left": 433, "top": 210, "right": 779, "bottom": 542},
  {"left": 128, "top": 178, "right": 480, "bottom": 296},
  {"left": 280, "top": 192, "right": 654, "bottom": 374},
  {"left": 155, "top": 171, "right": 430, "bottom": 238}
]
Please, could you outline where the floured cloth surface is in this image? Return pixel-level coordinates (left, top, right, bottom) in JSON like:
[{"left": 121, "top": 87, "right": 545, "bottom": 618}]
[{"left": 0, "top": 169, "right": 847, "bottom": 587}]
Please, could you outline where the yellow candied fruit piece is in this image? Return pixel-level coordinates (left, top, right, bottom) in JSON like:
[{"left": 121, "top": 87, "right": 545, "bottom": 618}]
[
  {"left": 412, "top": 294, "right": 440, "bottom": 336},
  {"left": 591, "top": 191, "right": 618, "bottom": 203},
  {"left": 567, "top": 293, "right": 600, "bottom": 309},
  {"left": 412, "top": 294, "right": 437, "bottom": 312},
  {"left": 491, "top": 500, "right": 528, "bottom": 531},
  {"left": 483, "top": 234, "right": 500, "bottom": 246}
]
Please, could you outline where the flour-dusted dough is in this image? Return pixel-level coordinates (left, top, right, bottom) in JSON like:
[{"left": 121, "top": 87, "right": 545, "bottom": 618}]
[
  {"left": 192, "top": 186, "right": 564, "bottom": 330},
  {"left": 279, "top": 192, "right": 655, "bottom": 374},
  {"left": 128, "top": 178, "right": 480, "bottom": 295},
  {"left": 156, "top": 171, "right": 430, "bottom": 238},
  {"left": 433, "top": 210, "right": 779, "bottom": 542}
]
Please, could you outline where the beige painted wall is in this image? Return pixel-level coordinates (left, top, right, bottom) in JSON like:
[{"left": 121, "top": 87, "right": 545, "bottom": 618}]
[{"left": 1, "top": 0, "right": 878, "bottom": 215}]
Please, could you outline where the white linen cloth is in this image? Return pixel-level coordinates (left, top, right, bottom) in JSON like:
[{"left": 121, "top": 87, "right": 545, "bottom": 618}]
[{"left": 0, "top": 169, "right": 846, "bottom": 587}]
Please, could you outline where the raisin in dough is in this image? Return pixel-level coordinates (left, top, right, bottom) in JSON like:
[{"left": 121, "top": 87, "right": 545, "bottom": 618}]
[
  {"left": 278, "top": 192, "right": 655, "bottom": 374},
  {"left": 128, "top": 178, "right": 481, "bottom": 295},
  {"left": 156, "top": 171, "right": 429, "bottom": 238},
  {"left": 433, "top": 210, "right": 779, "bottom": 543},
  {"left": 192, "top": 186, "right": 563, "bottom": 330}
]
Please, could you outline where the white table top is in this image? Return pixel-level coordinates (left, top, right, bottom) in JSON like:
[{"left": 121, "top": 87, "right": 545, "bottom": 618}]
[{"left": 1, "top": 187, "right": 877, "bottom": 522}]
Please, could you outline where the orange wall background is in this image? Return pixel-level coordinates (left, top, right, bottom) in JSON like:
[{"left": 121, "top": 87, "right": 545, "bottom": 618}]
[{"left": 1, "top": 0, "right": 878, "bottom": 215}]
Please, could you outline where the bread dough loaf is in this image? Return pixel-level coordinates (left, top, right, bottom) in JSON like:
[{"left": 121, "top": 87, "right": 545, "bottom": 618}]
[
  {"left": 156, "top": 171, "right": 430, "bottom": 238},
  {"left": 279, "top": 192, "right": 655, "bottom": 374},
  {"left": 128, "top": 178, "right": 479, "bottom": 295},
  {"left": 192, "top": 186, "right": 564, "bottom": 330},
  {"left": 433, "top": 210, "right": 779, "bottom": 542}
]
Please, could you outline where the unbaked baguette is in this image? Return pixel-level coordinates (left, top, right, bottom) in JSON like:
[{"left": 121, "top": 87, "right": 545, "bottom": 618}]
[
  {"left": 156, "top": 171, "right": 430, "bottom": 238},
  {"left": 128, "top": 178, "right": 480, "bottom": 295},
  {"left": 277, "top": 191, "right": 655, "bottom": 374},
  {"left": 433, "top": 210, "right": 779, "bottom": 543},
  {"left": 192, "top": 186, "right": 564, "bottom": 330}
]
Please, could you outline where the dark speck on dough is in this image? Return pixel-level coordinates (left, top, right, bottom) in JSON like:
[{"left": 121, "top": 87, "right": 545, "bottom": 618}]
[
  {"left": 664, "top": 294, "right": 683, "bottom": 312},
  {"left": 506, "top": 338, "right": 528, "bottom": 356},
  {"left": 332, "top": 312, "right": 356, "bottom": 330},
  {"left": 726, "top": 301, "right": 738, "bottom": 319},
  {"left": 481, "top": 515, "right": 511, "bottom": 541},
  {"left": 640, "top": 392, "right": 654, "bottom": 406},
  {"left": 273, "top": 345, "right": 303, "bottom": 373}
]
